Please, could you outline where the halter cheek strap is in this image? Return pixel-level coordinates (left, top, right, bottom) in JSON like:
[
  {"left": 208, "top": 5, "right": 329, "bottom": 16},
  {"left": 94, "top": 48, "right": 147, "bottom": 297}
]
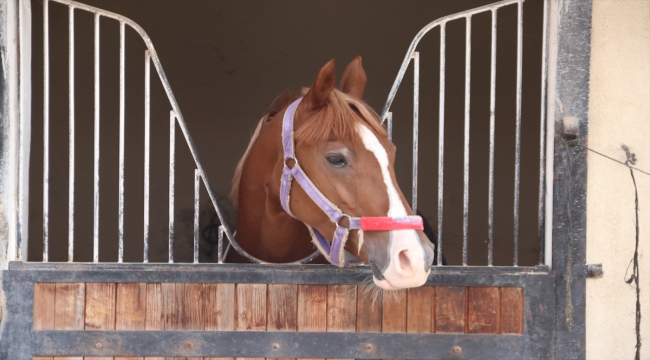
[{"left": 280, "top": 97, "right": 424, "bottom": 267}]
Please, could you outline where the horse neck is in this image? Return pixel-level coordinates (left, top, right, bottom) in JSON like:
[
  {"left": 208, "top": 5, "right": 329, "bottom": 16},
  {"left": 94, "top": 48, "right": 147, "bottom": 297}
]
[{"left": 235, "top": 118, "right": 313, "bottom": 262}]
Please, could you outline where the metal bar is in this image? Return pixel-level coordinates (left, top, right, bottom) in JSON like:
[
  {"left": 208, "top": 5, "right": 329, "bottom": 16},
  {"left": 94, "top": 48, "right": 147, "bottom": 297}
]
[
  {"left": 487, "top": 9, "right": 497, "bottom": 266},
  {"left": 30, "top": 330, "right": 541, "bottom": 359},
  {"left": 437, "top": 23, "right": 446, "bottom": 267},
  {"left": 143, "top": 50, "right": 151, "bottom": 263},
  {"left": 462, "top": 16, "right": 472, "bottom": 267},
  {"left": 217, "top": 225, "right": 224, "bottom": 264},
  {"left": 92, "top": 12, "right": 100, "bottom": 263},
  {"left": 513, "top": 2, "right": 523, "bottom": 267},
  {"left": 411, "top": 51, "right": 419, "bottom": 213},
  {"left": 538, "top": 0, "right": 549, "bottom": 265},
  {"left": 67, "top": 5, "right": 75, "bottom": 263},
  {"left": 379, "top": 0, "right": 523, "bottom": 120},
  {"left": 386, "top": 111, "right": 393, "bottom": 141},
  {"left": 118, "top": 21, "right": 125, "bottom": 263},
  {"left": 8, "top": 262, "right": 551, "bottom": 284},
  {"left": 193, "top": 169, "right": 200, "bottom": 264},
  {"left": 169, "top": 111, "right": 175, "bottom": 263},
  {"left": 42, "top": 0, "right": 49, "bottom": 262}
]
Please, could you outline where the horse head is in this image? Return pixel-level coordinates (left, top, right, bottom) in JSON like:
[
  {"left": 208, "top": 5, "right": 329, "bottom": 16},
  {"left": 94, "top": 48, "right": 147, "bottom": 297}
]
[{"left": 233, "top": 57, "right": 435, "bottom": 290}]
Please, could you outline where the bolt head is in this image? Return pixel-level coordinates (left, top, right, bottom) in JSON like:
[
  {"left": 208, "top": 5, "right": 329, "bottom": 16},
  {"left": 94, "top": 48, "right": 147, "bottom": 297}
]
[
  {"left": 94, "top": 342, "right": 103, "bottom": 349},
  {"left": 272, "top": 343, "right": 280, "bottom": 350},
  {"left": 452, "top": 346, "right": 462, "bottom": 354}
]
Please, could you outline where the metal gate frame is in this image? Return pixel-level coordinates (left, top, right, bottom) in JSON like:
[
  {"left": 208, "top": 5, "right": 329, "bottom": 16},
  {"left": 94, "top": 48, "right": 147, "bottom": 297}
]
[{"left": 0, "top": 0, "right": 593, "bottom": 358}]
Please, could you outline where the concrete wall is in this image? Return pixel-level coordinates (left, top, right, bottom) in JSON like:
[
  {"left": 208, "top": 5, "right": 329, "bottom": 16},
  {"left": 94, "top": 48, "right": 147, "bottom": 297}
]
[{"left": 586, "top": 0, "right": 650, "bottom": 358}]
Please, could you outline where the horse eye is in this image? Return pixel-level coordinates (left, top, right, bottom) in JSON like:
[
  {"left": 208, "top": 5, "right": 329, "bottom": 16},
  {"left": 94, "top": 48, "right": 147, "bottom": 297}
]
[{"left": 326, "top": 155, "right": 347, "bottom": 167}]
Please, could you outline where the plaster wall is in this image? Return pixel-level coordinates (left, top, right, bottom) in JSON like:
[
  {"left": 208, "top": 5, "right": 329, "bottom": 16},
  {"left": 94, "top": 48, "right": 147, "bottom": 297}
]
[{"left": 586, "top": 0, "right": 650, "bottom": 358}]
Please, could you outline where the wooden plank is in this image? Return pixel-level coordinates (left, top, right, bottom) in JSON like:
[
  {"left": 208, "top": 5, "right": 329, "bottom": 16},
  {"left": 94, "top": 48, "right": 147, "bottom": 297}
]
[
  {"left": 235, "top": 284, "right": 267, "bottom": 360},
  {"left": 268, "top": 284, "right": 297, "bottom": 331},
  {"left": 500, "top": 287, "right": 524, "bottom": 334},
  {"left": 34, "top": 283, "right": 56, "bottom": 330},
  {"left": 115, "top": 283, "right": 146, "bottom": 360},
  {"left": 326, "top": 285, "right": 356, "bottom": 360},
  {"left": 174, "top": 283, "right": 188, "bottom": 360},
  {"left": 296, "top": 285, "right": 327, "bottom": 360},
  {"left": 406, "top": 286, "right": 433, "bottom": 333},
  {"left": 434, "top": 286, "right": 465, "bottom": 333},
  {"left": 85, "top": 283, "right": 116, "bottom": 360},
  {"left": 183, "top": 284, "right": 204, "bottom": 360},
  {"left": 145, "top": 283, "right": 164, "bottom": 360},
  {"left": 54, "top": 283, "right": 85, "bottom": 360},
  {"left": 356, "top": 285, "right": 381, "bottom": 333},
  {"left": 205, "top": 284, "right": 235, "bottom": 360},
  {"left": 34, "top": 283, "right": 55, "bottom": 360},
  {"left": 266, "top": 285, "right": 298, "bottom": 360},
  {"left": 467, "top": 287, "right": 500, "bottom": 334},
  {"left": 381, "top": 290, "right": 407, "bottom": 333}
]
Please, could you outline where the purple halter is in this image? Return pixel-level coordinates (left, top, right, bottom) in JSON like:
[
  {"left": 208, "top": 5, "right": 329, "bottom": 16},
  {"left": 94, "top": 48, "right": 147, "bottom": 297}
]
[{"left": 280, "top": 97, "right": 424, "bottom": 267}]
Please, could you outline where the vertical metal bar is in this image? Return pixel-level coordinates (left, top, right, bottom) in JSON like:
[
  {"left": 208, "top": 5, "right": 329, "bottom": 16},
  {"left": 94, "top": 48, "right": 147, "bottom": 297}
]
[
  {"left": 386, "top": 112, "right": 393, "bottom": 142},
  {"left": 118, "top": 21, "right": 125, "bottom": 263},
  {"left": 513, "top": 2, "right": 523, "bottom": 267},
  {"left": 217, "top": 225, "right": 224, "bottom": 264},
  {"left": 92, "top": 13, "right": 100, "bottom": 263},
  {"left": 437, "top": 22, "right": 446, "bottom": 267},
  {"left": 67, "top": 5, "right": 75, "bottom": 263},
  {"left": 538, "top": 0, "right": 549, "bottom": 265},
  {"left": 487, "top": 9, "right": 497, "bottom": 266},
  {"left": 411, "top": 51, "right": 419, "bottom": 213},
  {"left": 462, "top": 16, "right": 472, "bottom": 266},
  {"left": 193, "top": 169, "right": 200, "bottom": 264},
  {"left": 42, "top": 0, "right": 49, "bottom": 262},
  {"left": 169, "top": 111, "right": 176, "bottom": 263},
  {"left": 143, "top": 50, "right": 151, "bottom": 263}
]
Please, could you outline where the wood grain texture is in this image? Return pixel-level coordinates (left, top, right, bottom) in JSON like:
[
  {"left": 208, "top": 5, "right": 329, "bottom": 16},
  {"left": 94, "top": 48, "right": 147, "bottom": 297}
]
[
  {"left": 381, "top": 290, "right": 407, "bottom": 333},
  {"left": 55, "top": 283, "right": 85, "bottom": 360},
  {"left": 205, "top": 283, "right": 235, "bottom": 360},
  {"left": 174, "top": 283, "right": 188, "bottom": 360},
  {"left": 183, "top": 284, "right": 204, "bottom": 360},
  {"left": 235, "top": 284, "right": 267, "bottom": 360},
  {"left": 356, "top": 286, "right": 381, "bottom": 333},
  {"left": 267, "top": 284, "right": 297, "bottom": 332},
  {"left": 406, "top": 286, "right": 433, "bottom": 333},
  {"left": 161, "top": 283, "right": 184, "bottom": 360},
  {"left": 145, "top": 283, "right": 165, "bottom": 360},
  {"left": 85, "top": 283, "right": 116, "bottom": 360},
  {"left": 326, "top": 285, "right": 356, "bottom": 360},
  {"left": 434, "top": 286, "right": 466, "bottom": 333},
  {"left": 296, "top": 285, "right": 327, "bottom": 360},
  {"left": 500, "top": 287, "right": 524, "bottom": 334},
  {"left": 34, "top": 283, "right": 55, "bottom": 330},
  {"left": 34, "top": 283, "right": 56, "bottom": 360},
  {"left": 467, "top": 287, "right": 500, "bottom": 334},
  {"left": 115, "top": 283, "right": 146, "bottom": 360}
]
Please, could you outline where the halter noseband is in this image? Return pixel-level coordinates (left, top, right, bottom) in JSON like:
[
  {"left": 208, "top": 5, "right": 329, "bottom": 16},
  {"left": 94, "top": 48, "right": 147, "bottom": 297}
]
[{"left": 280, "top": 97, "right": 424, "bottom": 267}]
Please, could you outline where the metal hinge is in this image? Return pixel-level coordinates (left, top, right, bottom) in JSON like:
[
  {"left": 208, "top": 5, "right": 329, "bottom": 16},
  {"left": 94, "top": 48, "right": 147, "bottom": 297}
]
[{"left": 587, "top": 264, "right": 603, "bottom": 278}]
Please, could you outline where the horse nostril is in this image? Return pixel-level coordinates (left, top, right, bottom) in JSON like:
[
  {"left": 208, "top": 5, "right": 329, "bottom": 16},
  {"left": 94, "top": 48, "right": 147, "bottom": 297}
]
[{"left": 398, "top": 250, "right": 413, "bottom": 273}]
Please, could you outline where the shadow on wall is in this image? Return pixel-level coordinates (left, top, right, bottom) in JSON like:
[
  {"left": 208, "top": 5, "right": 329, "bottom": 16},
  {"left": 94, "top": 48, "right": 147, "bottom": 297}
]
[{"left": 27, "top": 0, "right": 544, "bottom": 266}]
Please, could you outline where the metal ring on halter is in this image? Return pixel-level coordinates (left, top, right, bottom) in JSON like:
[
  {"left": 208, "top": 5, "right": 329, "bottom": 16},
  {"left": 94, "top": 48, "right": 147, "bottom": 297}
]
[
  {"left": 284, "top": 157, "right": 298, "bottom": 168},
  {"left": 338, "top": 213, "right": 357, "bottom": 229}
]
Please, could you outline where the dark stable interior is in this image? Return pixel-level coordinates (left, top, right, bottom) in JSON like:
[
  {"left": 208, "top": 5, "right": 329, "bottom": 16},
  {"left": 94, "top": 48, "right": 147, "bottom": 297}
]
[{"left": 27, "top": 0, "right": 544, "bottom": 266}]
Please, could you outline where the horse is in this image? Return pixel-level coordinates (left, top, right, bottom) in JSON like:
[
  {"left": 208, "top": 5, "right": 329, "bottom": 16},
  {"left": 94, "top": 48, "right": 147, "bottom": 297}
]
[{"left": 229, "top": 57, "right": 435, "bottom": 290}]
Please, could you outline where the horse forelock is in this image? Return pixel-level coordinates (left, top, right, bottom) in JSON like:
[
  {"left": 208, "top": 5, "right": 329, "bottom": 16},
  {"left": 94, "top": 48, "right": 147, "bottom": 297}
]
[{"left": 295, "top": 88, "right": 387, "bottom": 143}]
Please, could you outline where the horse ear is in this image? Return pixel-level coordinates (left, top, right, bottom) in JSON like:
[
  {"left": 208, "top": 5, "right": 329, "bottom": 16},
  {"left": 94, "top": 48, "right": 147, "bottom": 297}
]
[
  {"left": 340, "top": 56, "right": 366, "bottom": 99},
  {"left": 302, "top": 59, "right": 336, "bottom": 111}
]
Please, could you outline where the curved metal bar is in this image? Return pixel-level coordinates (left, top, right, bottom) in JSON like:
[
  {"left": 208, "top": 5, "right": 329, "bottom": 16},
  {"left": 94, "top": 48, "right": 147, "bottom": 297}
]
[
  {"left": 380, "top": 0, "right": 524, "bottom": 121},
  {"left": 50, "top": 0, "right": 238, "bottom": 246}
]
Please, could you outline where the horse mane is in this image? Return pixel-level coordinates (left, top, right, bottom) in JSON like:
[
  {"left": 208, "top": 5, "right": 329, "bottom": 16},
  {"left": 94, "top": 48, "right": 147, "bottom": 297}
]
[{"left": 230, "top": 88, "right": 386, "bottom": 205}]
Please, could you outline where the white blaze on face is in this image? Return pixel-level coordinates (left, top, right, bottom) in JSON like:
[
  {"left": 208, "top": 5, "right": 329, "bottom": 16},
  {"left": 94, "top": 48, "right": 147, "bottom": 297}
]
[{"left": 357, "top": 124, "right": 429, "bottom": 289}]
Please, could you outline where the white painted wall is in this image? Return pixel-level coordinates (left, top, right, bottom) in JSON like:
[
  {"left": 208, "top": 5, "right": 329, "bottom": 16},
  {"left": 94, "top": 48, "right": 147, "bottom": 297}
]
[{"left": 586, "top": 0, "right": 650, "bottom": 359}]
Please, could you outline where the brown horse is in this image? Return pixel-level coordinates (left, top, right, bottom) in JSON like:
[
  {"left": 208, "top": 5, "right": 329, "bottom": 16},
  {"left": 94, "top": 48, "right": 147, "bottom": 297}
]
[{"left": 230, "top": 57, "right": 434, "bottom": 290}]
